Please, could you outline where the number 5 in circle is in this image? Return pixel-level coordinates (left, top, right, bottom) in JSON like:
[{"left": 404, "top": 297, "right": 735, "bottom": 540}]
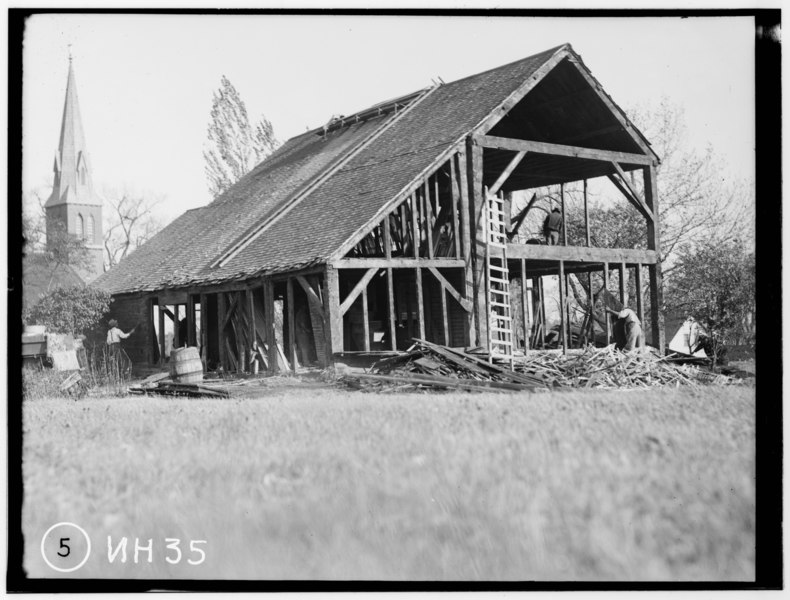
[{"left": 57, "top": 537, "right": 71, "bottom": 557}]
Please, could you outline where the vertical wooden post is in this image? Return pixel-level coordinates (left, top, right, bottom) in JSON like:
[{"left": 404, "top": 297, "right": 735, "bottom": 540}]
[
  {"left": 586, "top": 272, "right": 594, "bottom": 343},
  {"left": 387, "top": 268, "right": 396, "bottom": 351},
  {"left": 565, "top": 271, "right": 572, "bottom": 348},
  {"left": 247, "top": 288, "right": 256, "bottom": 347},
  {"left": 383, "top": 214, "right": 397, "bottom": 350},
  {"left": 199, "top": 294, "right": 207, "bottom": 365},
  {"left": 539, "top": 276, "right": 547, "bottom": 349},
  {"left": 324, "top": 266, "right": 342, "bottom": 361},
  {"left": 217, "top": 293, "right": 227, "bottom": 370},
  {"left": 361, "top": 286, "right": 370, "bottom": 352},
  {"left": 644, "top": 165, "right": 665, "bottom": 350},
  {"left": 521, "top": 259, "right": 529, "bottom": 355},
  {"left": 440, "top": 285, "right": 449, "bottom": 346},
  {"left": 584, "top": 179, "right": 590, "bottom": 247},
  {"left": 450, "top": 156, "right": 461, "bottom": 259},
  {"left": 560, "top": 183, "right": 567, "bottom": 246},
  {"left": 158, "top": 302, "right": 165, "bottom": 366},
  {"left": 172, "top": 305, "right": 180, "bottom": 350},
  {"left": 618, "top": 262, "right": 627, "bottom": 307},
  {"left": 635, "top": 264, "right": 644, "bottom": 326},
  {"left": 186, "top": 295, "right": 195, "bottom": 347},
  {"left": 263, "top": 279, "right": 278, "bottom": 372},
  {"left": 559, "top": 261, "right": 567, "bottom": 354},
  {"left": 415, "top": 268, "right": 425, "bottom": 340},
  {"left": 411, "top": 193, "right": 420, "bottom": 259},
  {"left": 423, "top": 180, "right": 433, "bottom": 258},
  {"left": 235, "top": 292, "right": 245, "bottom": 373},
  {"left": 603, "top": 263, "right": 611, "bottom": 344},
  {"left": 457, "top": 150, "right": 474, "bottom": 346},
  {"left": 467, "top": 138, "right": 487, "bottom": 347},
  {"left": 286, "top": 279, "right": 296, "bottom": 371}
]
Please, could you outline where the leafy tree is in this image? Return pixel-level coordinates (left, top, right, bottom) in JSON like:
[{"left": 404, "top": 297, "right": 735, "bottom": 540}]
[
  {"left": 204, "top": 75, "right": 279, "bottom": 199},
  {"left": 664, "top": 237, "right": 755, "bottom": 345},
  {"left": 25, "top": 285, "right": 112, "bottom": 336}
]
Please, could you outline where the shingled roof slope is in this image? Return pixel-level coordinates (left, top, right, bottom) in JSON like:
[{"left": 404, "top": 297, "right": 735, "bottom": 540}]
[
  {"left": 95, "top": 113, "right": 392, "bottom": 293},
  {"left": 97, "top": 44, "right": 571, "bottom": 294}
]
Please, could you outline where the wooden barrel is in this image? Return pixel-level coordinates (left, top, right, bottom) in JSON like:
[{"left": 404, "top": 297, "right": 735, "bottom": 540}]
[{"left": 170, "top": 347, "right": 203, "bottom": 383}]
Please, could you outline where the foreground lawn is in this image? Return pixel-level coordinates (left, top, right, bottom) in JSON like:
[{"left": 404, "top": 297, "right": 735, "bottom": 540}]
[{"left": 22, "top": 385, "right": 754, "bottom": 581}]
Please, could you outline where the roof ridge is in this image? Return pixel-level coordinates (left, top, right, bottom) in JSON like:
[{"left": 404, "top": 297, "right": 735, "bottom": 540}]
[
  {"left": 212, "top": 83, "right": 439, "bottom": 269},
  {"left": 444, "top": 43, "right": 570, "bottom": 88}
]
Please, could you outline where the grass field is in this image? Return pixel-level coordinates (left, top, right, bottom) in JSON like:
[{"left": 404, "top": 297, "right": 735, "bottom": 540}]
[{"left": 21, "top": 382, "right": 755, "bottom": 581}]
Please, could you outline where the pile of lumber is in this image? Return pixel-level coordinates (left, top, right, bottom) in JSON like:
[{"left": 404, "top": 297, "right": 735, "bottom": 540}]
[
  {"left": 514, "top": 345, "right": 737, "bottom": 389},
  {"left": 340, "top": 341, "right": 742, "bottom": 393},
  {"left": 128, "top": 372, "right": 230, "bottom": 398},
  {"left": 341, "top": 339, "right": 546, "bottom": 393}
]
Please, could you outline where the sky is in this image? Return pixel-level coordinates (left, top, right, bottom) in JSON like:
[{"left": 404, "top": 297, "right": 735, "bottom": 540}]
[{"left": 21, "top": 13, "right": 756, "bottom": 222}]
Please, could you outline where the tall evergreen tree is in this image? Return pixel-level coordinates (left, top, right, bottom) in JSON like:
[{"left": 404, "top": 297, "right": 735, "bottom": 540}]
[{"left": 204, "top": 76, "right": 278, "bottom": 199}]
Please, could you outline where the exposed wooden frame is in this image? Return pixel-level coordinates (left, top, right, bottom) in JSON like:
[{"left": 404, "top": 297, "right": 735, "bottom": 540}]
[
  {"left": 471, "top": 45, "right": 569, "bottom": 135},
  {"left": 468, "top": 139, "right": 487, "bottom": 347},
  {"left": 474, "top": 134, "right": 654, "bottom": 166},
  {"left": 415, "top": 268, "right": 425, "bottom": 340},
  {"left": 360, "top": 285, "right": 370, "bottom": 352},
  {"left": 186, "top": 295, "right": 196, "bottom": 347},
  {"left": 488, "top": 150, "right": 528, "bottom": 197},
  {"left": 217, "top": 292, "right": 227, "bottom": 370},
  {"left": 426, "top": 267, "right": 473, "bottom": 312},
  {"left": 618, "top": 262, "right": 627, "bottom": 307},
  {"left": 635, "top": 264, "right": 644, "bottom": 326},
  {"left": 339, "top": 268, "right": 378, "bottom": 317},
  {"left": 559, "top": 260, "right": 567, "bottom": 354},
  {"left": 603, "top": 262, "right": 611, "bottom": 344},
  {"left": 286, "top": 279, "right": 296, "bottom": 371},
  {"left": 199, "top": 293, "right": 208, "bottom": 367},
  {"left": 423, "top": 180, "right": 434, "bottom": 259},
  {"left": 295, "top": 275, "right": 324, "bottom": 316},
  {"left": 386, "top": 267, "right": 396, "bottom": 351},
  {"left": 560, "top": 183, "right": 567, "bottom": 245},
  {"left": 457, "top": 150, "right": 474, "bottom": 346},
  {"left": 263, "top": 278, "right": 278, "bottom": 373},
  {"left": 158, "top": 302, "right": 165, "bottom": 367},
  {"left": 521, "top": 259, "right": 529, "bottom": 355},
  {"left": 324, "top": 266, "right": 342, "bottom": 359},
  {"left": 584, "top": 179, "right": 590, "bottom": 246},
  {"left": 506, "top": 244, "right": 658, "bottom": 264},
  {"left": 450, "top": 154, "right": 461, "bottom": 258},
  {"left": 644, "top": 165, "right": 665, "bottom": 349}
]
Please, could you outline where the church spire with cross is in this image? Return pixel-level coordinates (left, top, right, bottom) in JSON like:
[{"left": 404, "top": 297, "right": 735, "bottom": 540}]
[{"left": 45, "top": 54, "right": 104, "bottom": 279}]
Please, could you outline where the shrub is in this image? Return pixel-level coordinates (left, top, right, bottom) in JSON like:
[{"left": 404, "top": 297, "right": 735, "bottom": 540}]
[{"left": 25, "top": 285, "right": 112, "bottom": 337}]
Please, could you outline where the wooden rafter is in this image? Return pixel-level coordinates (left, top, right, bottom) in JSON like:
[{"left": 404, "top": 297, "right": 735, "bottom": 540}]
[
  {"left": 609, "top": 161, "right": 654, "bottom": 220},
  {"left": 488, "top": 150, "right": 528, "bottom": 196}
]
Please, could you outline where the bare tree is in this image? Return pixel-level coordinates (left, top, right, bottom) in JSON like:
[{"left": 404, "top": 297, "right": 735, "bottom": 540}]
[{"left": 102, "top": 191, "right": 164, "bottom": 270}]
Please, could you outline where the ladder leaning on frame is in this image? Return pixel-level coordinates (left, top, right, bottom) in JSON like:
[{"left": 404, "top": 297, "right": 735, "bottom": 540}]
[{"left": 483, "top": 187, "right": 515, "bottom": 369}]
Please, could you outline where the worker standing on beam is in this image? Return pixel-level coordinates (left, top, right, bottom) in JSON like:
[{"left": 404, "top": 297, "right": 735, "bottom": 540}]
[{"left": 543, "top": 207, "right": 563, "bottom": 245}]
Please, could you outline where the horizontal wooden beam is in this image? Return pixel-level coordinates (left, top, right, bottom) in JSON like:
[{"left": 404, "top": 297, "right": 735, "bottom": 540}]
[
  {"left": 506, "top": 243, "right": 658, "bottom": 265},
  {"left": 474, "top": 134, "right": 654, "bottom": 166},
  {"left": 332, "top": 258, "right": 465, "bottom": 269}
]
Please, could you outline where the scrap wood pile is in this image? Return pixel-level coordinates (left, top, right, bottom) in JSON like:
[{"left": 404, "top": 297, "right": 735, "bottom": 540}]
[
  {"left": 128, "top": 372, "right": 230, "bottom": 398},
  {"left": 340, "top": 340, "right": 742, "bottom": 393},
  {"left": 514, "top": 344, "right": 740, "bottom": 389},
  {"left": 341, "top": 339, "right": 546, "bottom": 393}
]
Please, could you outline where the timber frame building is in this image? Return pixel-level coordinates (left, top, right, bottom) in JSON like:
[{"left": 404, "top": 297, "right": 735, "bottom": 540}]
[{"left": 96, "top": 44, "right": 664, "bottom": 373}]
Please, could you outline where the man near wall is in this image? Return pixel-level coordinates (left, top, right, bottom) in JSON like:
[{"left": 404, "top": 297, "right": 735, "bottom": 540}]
[{"left": 543, "top": 208, "right": 563, "bottom": 245}]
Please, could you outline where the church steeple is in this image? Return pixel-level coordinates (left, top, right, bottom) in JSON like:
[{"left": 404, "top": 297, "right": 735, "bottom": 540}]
[
  {"left": 45, "top": 56, "right": 104, "bottom": 280},
  {"left": 46, "top": 57, "right": 102, "bottom": 209}
]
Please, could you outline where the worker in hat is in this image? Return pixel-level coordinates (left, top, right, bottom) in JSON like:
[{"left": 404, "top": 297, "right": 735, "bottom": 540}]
[
  {"left": 543, "top": 207, "right": 563, "bottom": 245},
  {"left": 606, "top": 307, "right": 644, "bottom": 351},
  {"left": 106, "top": 319, "right": 135, "bottom": 353}
]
